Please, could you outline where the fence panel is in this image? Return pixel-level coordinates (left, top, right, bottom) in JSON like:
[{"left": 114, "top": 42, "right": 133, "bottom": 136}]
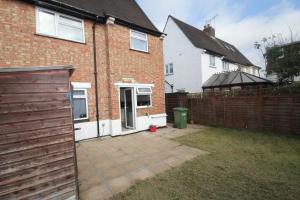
[{"left": 165, "top": 92, "right": 300, "bottom": 135}]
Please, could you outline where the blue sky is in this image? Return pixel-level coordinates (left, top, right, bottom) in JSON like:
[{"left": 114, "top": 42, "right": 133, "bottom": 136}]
[{"left": 136, "top": 0, "right": 300, "bottom": 68}]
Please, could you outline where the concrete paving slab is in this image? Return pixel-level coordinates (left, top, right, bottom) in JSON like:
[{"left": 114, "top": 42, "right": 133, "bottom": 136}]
[{"left": 77, "top": 127, "right": 208, "bottom": 200}]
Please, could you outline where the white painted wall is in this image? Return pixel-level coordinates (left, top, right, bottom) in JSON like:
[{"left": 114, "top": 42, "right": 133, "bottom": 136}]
[
  {"left": 74, "top": 114, "right": 167, "bottom": 141},
  {"left": 163, "top": 17, "right": 203, "bottom": 93},
  {"left": 200, "top": 53, "right": 240, "bottom": 85}
]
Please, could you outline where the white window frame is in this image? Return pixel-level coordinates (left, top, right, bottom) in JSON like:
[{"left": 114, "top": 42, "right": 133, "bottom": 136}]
[
  {"left": 209, "top": 55, "right": 216, "bottom": 67},
  {"left": 73, "top": 89, "right": 89, "bottom": 121},
  {"left": 72, "top": 82, "right": 91, "bottom": 121},
  {"left": 130, "top": 30, "right": 149, "bottom": 53},
  {"left": 165, "top": 63, "right": 174, "bottom": 76},
  {"left": 36, "top": 7, "right": 85, "bottom": 43},
  {"left": 222, "top": 61, "right": 229, "bottom": 71},
  {"left": 136, "top": 87, "right": 152, "bottom": 108}
]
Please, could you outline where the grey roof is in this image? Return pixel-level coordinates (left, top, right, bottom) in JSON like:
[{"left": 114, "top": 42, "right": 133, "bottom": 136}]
[
  {"left": 24, "top": 0, "right": 160, "bottom": 35},
  {"left": 202, "top": 71, "right": 273, "bottom": 89},
  {"left": 170, "top": 16, "right": 254, "bottom": 66}
]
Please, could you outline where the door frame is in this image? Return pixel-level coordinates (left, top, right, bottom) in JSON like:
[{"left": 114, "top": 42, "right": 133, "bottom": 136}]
[
  {"left": 116, "top": 83, "right": 154, "bottom": 135},
  {"left": 123, "top": 88, "right": 135, "bottom": 129},
  {"left": 120, "top": 87, "right": 136, "bottom": 132}
]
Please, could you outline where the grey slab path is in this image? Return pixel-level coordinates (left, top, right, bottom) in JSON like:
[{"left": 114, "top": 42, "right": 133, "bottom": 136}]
[{"left": 76, "top": 131, "right": 208, "bottom": 200}]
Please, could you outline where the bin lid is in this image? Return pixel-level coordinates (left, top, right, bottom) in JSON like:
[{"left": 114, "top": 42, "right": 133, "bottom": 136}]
[{"left": 173, "top": 107, "right": 188, "bottom": 111}]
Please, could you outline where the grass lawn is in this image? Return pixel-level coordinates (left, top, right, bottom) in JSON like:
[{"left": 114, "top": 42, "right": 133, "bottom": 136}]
[{"left": 110, "top": 127, "right": 300, "bottom": 200}]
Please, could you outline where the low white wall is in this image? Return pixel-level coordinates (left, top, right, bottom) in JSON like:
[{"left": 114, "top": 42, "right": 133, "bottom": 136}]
[{"left": 74, "top": 113, "right": 167, "bottom": 141}]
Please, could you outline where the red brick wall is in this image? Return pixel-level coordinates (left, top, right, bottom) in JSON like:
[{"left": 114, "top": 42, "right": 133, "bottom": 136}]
[{"left": 0, "top": 0, "right": 165, "bottom": 121}]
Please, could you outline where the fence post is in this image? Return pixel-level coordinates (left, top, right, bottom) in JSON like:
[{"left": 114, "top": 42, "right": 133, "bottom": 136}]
[{"left": 258, "top": 95, "right": 263, "bottom": 131}]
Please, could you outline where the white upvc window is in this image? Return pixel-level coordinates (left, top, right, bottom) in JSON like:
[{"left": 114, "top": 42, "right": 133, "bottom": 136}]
[
  {"left": 209, "top": 55, "right": 216, "bottom": 67},
  {"left": 73, "top": 89, "right": 89, "bottom": 121},
  {"left": 130, "top": 30, "right": 148, "bottom": 52},
  {"left": 36, "top": 7, "right": 85, "bottom": 43},
  {"left": 72, "top": 82, "right": 91, "bottom": 121},
  {"left": 222, "top": 61, "right": 229, "bottom": 71},
  {"left": 165, "top": 63, "right": 174, "bottom": 75},
  {"left": 136, "top": 87, "right": 152, "bottom": 108}
]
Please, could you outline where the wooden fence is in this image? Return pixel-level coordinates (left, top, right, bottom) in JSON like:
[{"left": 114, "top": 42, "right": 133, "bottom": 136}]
[
  {"left": 165, "top": 93, "right": 188, "bottom": 122},
  {"left": 165, "top": 92, "right": 300, "bottom": 135}
]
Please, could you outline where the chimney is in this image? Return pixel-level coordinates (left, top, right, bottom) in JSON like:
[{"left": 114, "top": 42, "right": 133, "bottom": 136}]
[{"left": 203, "top": 24, "right": 215, "bottom": 37}]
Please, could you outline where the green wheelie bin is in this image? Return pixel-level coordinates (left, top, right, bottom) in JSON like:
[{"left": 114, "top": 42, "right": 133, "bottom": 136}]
[{"left": 173, "top": 107, "right": 188, "bottom": 129}]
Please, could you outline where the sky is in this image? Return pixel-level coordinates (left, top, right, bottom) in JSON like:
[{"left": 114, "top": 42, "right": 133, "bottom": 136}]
[{"left": 136, "top": 0, "right": 300, "bottom": 69}]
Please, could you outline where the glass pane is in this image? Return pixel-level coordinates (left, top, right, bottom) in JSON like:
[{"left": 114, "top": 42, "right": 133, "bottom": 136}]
[
  {"left": 131, "top": 38, "right": 147, "bottom": 51},
  {"left": 73, "top": 98, "right": 87, "bottom": 119},
  {"left": 73, "top": 90, "right": 85, "bottom": 96},
  {"left": 131, "top": 31, "right": 147, "bottom": 40},
  {"left": 38, "top": 10, "right": 55, "bottom": 35},
  {"left": 58, "top": 23, "right": 84, "bottom": 42},
  {"left": 138, "top": 87, "right": 151, "bottom": 93},
  {"left": 165, "top": 64, "right": 169, "bottom": 74},
  {"left": 169, "top": 63, "right": 174, "bottom": 73},
  {"left": 125, "top": 90, "right": 134, "bottom": 128},
  {"left": 137, "top": 95, "right": 151, "bottom": 107},
  {"left": 59, "top": 15, "right": 82, "bottom": 27},
  {"left": 210, "top": 55, "right": 215, "bottom": 66}
]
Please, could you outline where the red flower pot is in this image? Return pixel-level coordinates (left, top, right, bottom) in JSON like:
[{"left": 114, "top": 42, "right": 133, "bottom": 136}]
[{"left": 149, "top": 125, "right": 157, "bottom": 133}]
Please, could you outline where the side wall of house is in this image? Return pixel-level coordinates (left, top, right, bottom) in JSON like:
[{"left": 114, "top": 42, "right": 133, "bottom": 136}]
[
  {"left": 163, "top": 18, "right": 203, "bottom": 93},
  {"left": 200, "top": 53, "right": 240, "bottom": 86},
  {"left": 0, "top": 0, "right": 166, "bottom": 140}
]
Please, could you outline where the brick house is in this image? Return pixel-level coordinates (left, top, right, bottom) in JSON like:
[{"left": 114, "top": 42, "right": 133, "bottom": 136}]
[{"left": 0, "top": 0, "right": 167, "bottom": 141}]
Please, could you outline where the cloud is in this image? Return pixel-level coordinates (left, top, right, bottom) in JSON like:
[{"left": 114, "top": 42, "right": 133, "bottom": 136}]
[{"left": 137, "top": 0, "right": 300, "bottom": 68}]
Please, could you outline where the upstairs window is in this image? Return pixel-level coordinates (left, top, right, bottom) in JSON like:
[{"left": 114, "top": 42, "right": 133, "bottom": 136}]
[
  {"left": 209, "top": 55, "right": 216, "bottom": 67},
  {"left": 165, "top": 63, "right": 174, "bottom": 75},
  {"left": 222, "top": 61, "right": 229, "bottom": 71},
  {"left": 36, "top": 7, "right": 85, "bottom": 43},
  {"left": 130, "top": 30, "right": 148, "bottom": 52},
  {"left": 136, "top": 87, "right": 152, "bottom": 108}
]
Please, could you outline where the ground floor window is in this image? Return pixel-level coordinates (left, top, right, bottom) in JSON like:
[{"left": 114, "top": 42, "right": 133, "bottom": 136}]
[
  {"left": 73, "top": 89, "right": 88, "bottom": 120},
  {"left": 72, "top": 82, "right": 91, "bottom": 121},
  {"left": 136, "top": 87, "right": 152, "bottom": 108}
]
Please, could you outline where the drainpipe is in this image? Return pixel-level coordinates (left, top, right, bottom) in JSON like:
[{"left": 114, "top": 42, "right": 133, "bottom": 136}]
[{"left": 92, "top": 18, "right": 101, "bottom": 138}]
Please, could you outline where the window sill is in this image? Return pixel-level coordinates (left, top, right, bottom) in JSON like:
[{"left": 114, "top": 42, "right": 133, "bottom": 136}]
[
  {"left": 209, "top": 65, "right": 217, "bottom": 68},
  {"left": 165, "top": 74, "right": 174, "bottom": 76},
  {"left": 74, "top": 118, "right": 89, "bottom": 123},
  {"left": 130, "top": 48, "right": 150, "bottom": 54},
  {"left": 137, "top": 106, "right": 152, "bottom": 109},
  {"left": 35, "top": 33, "right": 86, "bottom": 45}
]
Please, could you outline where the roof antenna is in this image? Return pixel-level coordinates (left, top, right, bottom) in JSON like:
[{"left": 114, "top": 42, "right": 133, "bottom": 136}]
[{"left": 206, "top": 14, "right": 218, "bottom": 28}]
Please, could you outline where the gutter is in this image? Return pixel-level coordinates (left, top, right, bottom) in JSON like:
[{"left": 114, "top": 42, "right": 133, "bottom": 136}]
[{"left": 22, "top": 0, "right": 105, "bottom": 22}]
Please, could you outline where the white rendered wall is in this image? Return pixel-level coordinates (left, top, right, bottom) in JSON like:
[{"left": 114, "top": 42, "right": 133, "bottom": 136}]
[
  {"left": 163, "top": 18, "right": 203, "bottom": 93},
  {"left": 74, "top": 114, "right": 167, "bottom": 141}
]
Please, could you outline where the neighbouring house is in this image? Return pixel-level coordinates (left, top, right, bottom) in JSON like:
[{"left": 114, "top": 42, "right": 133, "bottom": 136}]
[
  {"left": 163, "top": 16, "right": 261, "bottom": 93},
  {"left": 266, "top": 41, "right": 300, "bottom": 83},
  {"left": 202, "top": 71, "right": 274, "bottom": 92},
  {"left": 0, "top": 0, "right": 167, "bottom": 141}
]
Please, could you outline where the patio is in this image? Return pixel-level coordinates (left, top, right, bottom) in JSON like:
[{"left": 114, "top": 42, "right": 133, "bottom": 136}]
[{"left": 76, "top": 127, "right": 208, "bottom": 200}]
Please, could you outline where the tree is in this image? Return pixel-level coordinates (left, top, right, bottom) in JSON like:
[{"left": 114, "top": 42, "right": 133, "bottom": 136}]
[{"left": 255, "top": 33, "right": 300, "bottom": 84}]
